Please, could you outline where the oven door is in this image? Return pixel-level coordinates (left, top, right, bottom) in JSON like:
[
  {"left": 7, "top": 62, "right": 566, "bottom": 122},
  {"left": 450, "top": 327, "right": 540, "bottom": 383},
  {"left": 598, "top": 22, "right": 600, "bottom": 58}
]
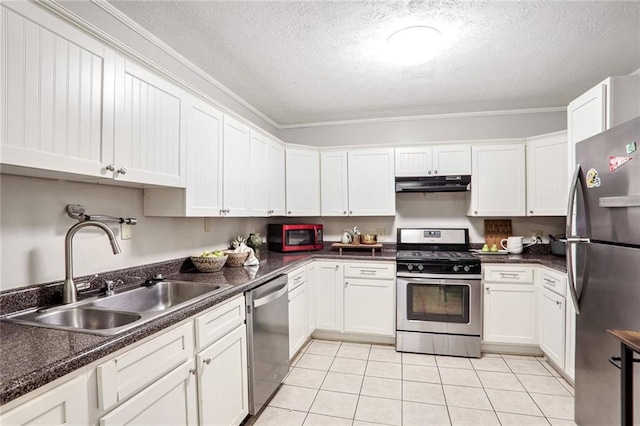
[{"left": 397, "top": 275, "right": 481, "bottom": 336}]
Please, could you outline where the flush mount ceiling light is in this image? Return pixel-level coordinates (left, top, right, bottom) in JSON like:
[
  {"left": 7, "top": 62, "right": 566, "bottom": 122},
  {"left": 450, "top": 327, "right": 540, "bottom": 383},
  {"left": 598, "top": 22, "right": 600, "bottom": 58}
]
[{"left": 384, "top": 26, "right": 444, "bottom": 65}]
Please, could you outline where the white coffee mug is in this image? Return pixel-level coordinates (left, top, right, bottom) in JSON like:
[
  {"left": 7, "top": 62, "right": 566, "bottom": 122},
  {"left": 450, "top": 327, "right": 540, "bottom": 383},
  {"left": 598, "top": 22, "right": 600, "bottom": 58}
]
[{"left": 501, "top": 236, "right": 524, "bottom": 254}]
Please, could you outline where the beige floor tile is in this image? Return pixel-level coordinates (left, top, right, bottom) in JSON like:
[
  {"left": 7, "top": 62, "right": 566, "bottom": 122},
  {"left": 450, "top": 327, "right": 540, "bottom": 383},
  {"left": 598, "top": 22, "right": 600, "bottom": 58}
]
[
  {"left": 330, "top": 357, "right": 367, "bottom": 375},
  {"left": 442, "top": 385, "right": 493, "bottom": 411},
  {"left": 303, "top": 413, "right": 352, "bottom": 426},
  {"left": 336, "top": 342, "right": 371, "bottom": 360},
  {"left": 284, "top": 367, "right": 327, "bottom": 389},
  {"left": 320, "top": 372, "right": 363, "bottom": 394},
  {"left": 306, "top": 340, "right": 341, "bottom": 357},
  {"left": 505, "top": 359, "right": 552, "bottom": 376},
  {"left": 547, "top": 418, "right": 578, "bottom": 426},
  {"left": 296, "top": 353, "right": 335, "bottom": 371},
  {"left": 254, "top": 406, "right": 306, "bottom": 426},
  {"left": 439, "top": 367, "right": 482, "bottom": 387},
  {"left": 556, "top": 377, "right": 575, "bottom": 396},
  {"left": 309, "top": 390, "right": 359, "bottom": 419},
  {"left": 448, "top": 407, "right": 500, "bottom": 426},
  {"left": 360, "top": 376, "right": 402, "bottom": 400},
  {"left": 354, "top": 396, "right": 402, "bottom": 426},
  {"left": 485, "top": 388, "right": 543, "bottom": 416},
  {"left": 300, "top": 339, "right": 313, "bottom": 353},
  {"left": 476, "top": 371, "right": 525, "bottom": 391},
  {"left": 402, "top": 352, "right": 437, "bottom": 366},
  {"left": 540, "top": 359, "right": 563, "bottom": 377},
  {"left": 530, "top": 393, "right": 575, "bottom": 420},
  {"left": 402, "top": 381, "right": 446, "bottom": 405},
  {"left": 365, "top": 360, "right": 402, "bottom": 379},
  {"left": 403, "top": 401, "right": 451, "bottom": 426},
  {"left": 402, "top": 364, "right": 441, "bottom": 383},
  {"left": 268, "top": 384, "right": 318, "bottom": 412},
  {"left": 436, "top": 356, "right": 474, "bottom": 370},
  {"left": 369, "top": 347, "right": 402, "bottom": 364},
  {"left": 517, "top": 374, "right": 572, "bottom": 396},
  {"left": 353, "top": 421, "right": 384, "bottom": 426},
  {"left": 470, "top": 356, "right": 511, "bottom": 372},
  {"left": 496, "top": 412, "right": 551, "bottom": 425}
]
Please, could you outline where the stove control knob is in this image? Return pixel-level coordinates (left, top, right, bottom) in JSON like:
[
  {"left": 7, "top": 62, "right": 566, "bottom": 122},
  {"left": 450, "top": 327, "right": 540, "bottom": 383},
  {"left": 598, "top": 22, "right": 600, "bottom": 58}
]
[
  {"left": 407, "top": 264, "right": 414, "bottom": 271},
  {"left": 417, "top": 264, "right": 424, "bottom": 271},
  {"left": 464, "top": 265, "right": 470, "bottom": 272},
  {"left": 453, "top": 265, "right": 460, "bottom": 272}
]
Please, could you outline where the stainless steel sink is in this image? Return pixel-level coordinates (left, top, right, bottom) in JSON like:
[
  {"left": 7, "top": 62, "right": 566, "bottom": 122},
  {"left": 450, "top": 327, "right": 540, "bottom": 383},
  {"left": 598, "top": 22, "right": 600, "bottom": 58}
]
[{"left": 2, "top": 281, "right": 232, "bottom": 336}]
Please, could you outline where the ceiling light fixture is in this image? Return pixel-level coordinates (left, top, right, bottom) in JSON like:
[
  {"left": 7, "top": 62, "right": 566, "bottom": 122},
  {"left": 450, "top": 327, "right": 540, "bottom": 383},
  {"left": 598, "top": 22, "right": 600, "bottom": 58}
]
[{"left": 384, "top": 26, "right": 444, "bottom": 65}]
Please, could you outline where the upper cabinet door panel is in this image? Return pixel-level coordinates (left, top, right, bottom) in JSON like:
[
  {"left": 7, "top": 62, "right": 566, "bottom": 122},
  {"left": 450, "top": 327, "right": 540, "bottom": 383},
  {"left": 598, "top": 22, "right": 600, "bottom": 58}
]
[
  {"left": 222, "top": 115, "right": 250, "bottom": 216},
  {"left": 286, "top": 148, "right": 320, "bottom": 216},
  {"left": 1, "top": 3, "right": 115, "bottom": 178},
  {"left": 395, "top": 147, "right": 432, "bottom": 177},
  {"left": 249, "top": 130, "right": 269, "bottom": 216},
  {"left": 320, "top": 151, "right": 349, "bottom": 216},
  {"left": 432, "top": 145, "right": 471, "bottom": 176},
  {"left": 348, "top": 148, "right": 395, "bottom": 216},
  {"left": 114, "top": 56, "right": 186, "bottom": 187},
  {"left": 267, "top": 141, "right": 286, "bottom": 216},
  {"left": 526, "top": 132, "right": 568, "bottom": 216}
]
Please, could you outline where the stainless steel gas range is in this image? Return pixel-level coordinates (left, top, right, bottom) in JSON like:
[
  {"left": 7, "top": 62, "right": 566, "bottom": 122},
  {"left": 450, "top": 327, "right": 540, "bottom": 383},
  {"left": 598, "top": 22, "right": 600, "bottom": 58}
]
[{"left": 395, "top": 228, "right": 482, "bottom": 358}]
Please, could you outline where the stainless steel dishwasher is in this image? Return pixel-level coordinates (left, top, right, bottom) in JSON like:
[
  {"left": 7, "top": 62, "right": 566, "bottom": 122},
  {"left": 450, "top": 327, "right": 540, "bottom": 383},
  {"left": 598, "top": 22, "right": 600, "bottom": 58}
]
[{"left": 246, "top": 274, "right": 289, "bottom": 415}]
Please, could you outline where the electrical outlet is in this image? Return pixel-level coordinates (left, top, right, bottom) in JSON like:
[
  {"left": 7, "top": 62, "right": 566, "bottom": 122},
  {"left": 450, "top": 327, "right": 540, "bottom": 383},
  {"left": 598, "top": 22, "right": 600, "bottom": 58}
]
[
  {"left": 121, "top": 223, "right": 132, "bottom": 240},
  {"left": 377, "top": 228, "right": 386, "bottom": 242},
  {"left": 204, "top": 217, "right": 212, "bottom": 232},
  {"left": 531, "top": 230, "right": 542, "bottom": 241}
]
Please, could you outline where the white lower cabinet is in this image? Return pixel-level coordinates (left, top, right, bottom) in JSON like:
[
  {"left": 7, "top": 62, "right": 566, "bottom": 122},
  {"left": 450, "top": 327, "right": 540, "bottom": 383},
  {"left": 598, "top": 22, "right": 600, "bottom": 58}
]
[
  {"left": 315, "top": 262, "right": 344, "bottom": 332},
  {"left": 99, "top": 360, "right": 198, "bottom": 426},
  {"left": 483, "top": 283, "right": 539, "bottom": 345},
  {"left": 288, "top": 283, "right": 308, "bottom": 358},
  {"left": 541, "top": 288, "right": 566, "bottom": 368},
  {"left": 343, "top": 278, "right": 395, "bottom": 336},
  {"left": 0, "top": 375, "right": 89, "bottom": 425},
  {"left": 197, "top": 324, "right": 249, "bottom": 426},
  {"left": 306, "top": 263, "right": 316, "bottom": 337},
  {"left": 565, "top": 294, "right": 576, "bottom": 381}
]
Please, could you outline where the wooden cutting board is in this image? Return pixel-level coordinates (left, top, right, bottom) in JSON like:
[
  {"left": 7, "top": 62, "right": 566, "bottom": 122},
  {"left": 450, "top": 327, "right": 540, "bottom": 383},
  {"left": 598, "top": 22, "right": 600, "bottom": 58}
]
[{"left": 484, "top": 219, "right": 512, "bottom": 248}]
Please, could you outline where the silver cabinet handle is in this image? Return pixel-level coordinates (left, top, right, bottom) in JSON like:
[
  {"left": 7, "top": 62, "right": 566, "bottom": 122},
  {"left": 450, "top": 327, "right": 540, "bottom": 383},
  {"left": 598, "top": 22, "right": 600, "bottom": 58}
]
[
  {"left": 359, "top": 269, "right": 377, "bottom": 275},
  {"left": 189, "top": 368, "right": 197, "bottom": 375},
  {"left": 116, "top": 167, "right": 127, "bottom": 175},
  {"left": 349, "top": 211, "right": 353, "bottom": 215},
  {"left": 434, "top": 170, "right": 438, "bottom": 174},
  {"left": 335, "top": 265, "right": 339, "bottom": 269},
  {"left": 543, "top": 277, "right": 556, "bottom": 285},
  {"left": 499, "top": 273, "right": 520, "bottom": 278},
  {"left": 556, "top": 300, "right": 562, "bottom": 306},
  {"left": 343, "top": 211, "right": 347, "bottom": 215},
  {"left": 530, "top": 210, "right": 534, "bottom": 214},
  {"left": 345, "top": 281, "right": 349, "bottom": 286},
  {"left": 105, "top": 164, "right": 116, "bottom": 172},
  {"left": 427, "top": 170, "right": 432, "bottom": 175},
  {"left": 203, "top": 358, "right": 212, "bottom": 365},
  {"left": 485, "top": 287, "right": 490, "bottom": 293},
  {"left": 288, "top": 211, "right": 292, "bottom": 214},
  {"left": 474, "top": 211, "right": 478, "bottom": 215}
]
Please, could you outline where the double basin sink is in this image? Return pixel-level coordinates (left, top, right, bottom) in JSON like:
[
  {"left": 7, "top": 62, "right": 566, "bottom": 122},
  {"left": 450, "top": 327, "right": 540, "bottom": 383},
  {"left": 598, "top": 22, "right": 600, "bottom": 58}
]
[{"left": 3, "top": 280, "right": 232, "bottom": 336}]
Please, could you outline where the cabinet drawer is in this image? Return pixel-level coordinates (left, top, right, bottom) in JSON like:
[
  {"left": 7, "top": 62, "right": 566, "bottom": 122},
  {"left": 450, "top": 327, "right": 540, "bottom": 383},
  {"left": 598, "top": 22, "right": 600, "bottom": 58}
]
[
  {"left": 97, "top": 322, "right": 194, "bottom": 412},
  {"left": 483, "top": 265, "right": 534, "bottom": 284},
  {"left": 195, "top": 295, "right": 245, "bottom": 351},
  {"left": 541, "top": 269, "right": 567, "bottom": 296},
  {"left": 344, "top": 262, "right": 395, "bottom": 279},
  {"left": 288, "top": 267, "right": 307, "bottom": 291}
]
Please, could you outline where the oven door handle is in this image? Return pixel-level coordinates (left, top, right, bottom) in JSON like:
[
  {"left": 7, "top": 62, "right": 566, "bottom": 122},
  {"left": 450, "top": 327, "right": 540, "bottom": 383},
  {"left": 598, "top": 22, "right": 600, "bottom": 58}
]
[{"left": 397, "top": 273, "right": 482, "bottom": 280}]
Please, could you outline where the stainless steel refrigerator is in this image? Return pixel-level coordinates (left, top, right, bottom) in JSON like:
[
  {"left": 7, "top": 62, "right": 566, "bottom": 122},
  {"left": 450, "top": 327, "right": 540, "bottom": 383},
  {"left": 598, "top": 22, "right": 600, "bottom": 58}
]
[{"left": 569, "top": 116, "right": 640, "bottom": 425}]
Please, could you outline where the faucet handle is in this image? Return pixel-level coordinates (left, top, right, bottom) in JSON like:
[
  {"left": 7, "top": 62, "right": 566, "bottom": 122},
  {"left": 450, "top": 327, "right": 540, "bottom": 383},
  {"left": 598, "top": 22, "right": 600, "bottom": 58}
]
[{"left": 76, "top": 274, "right": 99, "bottom": 291}]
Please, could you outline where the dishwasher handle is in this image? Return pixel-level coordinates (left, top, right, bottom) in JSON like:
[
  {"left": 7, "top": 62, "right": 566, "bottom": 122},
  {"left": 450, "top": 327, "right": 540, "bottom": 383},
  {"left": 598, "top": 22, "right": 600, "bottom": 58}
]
[{"left": 253, "top": 284, "right": 288, "bottom": 308}]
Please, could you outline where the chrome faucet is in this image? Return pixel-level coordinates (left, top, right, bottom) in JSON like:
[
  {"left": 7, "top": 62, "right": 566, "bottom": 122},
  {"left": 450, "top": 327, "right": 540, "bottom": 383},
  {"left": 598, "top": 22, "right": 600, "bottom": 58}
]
[{"left": 63, "top": 221, "right": 121, "bottom": 304}]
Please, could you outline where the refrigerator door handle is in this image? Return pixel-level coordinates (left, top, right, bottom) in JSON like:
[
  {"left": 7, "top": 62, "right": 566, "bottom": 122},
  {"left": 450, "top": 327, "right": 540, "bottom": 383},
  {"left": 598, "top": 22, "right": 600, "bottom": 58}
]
[{"left": 566, "top": 164, "right": 590, "bottom": 315}]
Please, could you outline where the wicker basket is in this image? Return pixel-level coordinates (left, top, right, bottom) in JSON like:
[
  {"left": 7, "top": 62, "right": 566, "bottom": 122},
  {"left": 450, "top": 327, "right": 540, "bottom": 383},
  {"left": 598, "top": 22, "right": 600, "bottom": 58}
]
[
  {"left": 223, "top": 250, "right": 249, "bottom": 267},
  {"left": 190, "top": 255, "right": 228, "bottom": 272}
]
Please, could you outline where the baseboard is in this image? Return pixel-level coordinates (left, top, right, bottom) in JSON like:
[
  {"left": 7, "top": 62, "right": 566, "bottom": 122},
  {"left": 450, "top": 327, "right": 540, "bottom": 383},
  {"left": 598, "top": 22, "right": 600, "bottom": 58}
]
[
  {"left": 311, "top": 331, "right": 395, "bottom": 346},
  {"left": 481, "top": 342, "right": 544, "bottom": 356}
]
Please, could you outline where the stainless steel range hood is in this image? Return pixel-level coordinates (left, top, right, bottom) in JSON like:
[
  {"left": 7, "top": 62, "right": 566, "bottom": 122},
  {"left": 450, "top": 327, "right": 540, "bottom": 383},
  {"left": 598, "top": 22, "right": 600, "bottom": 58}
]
[{"left": 395, "top": 175, "right": 471, "bottom": 193}]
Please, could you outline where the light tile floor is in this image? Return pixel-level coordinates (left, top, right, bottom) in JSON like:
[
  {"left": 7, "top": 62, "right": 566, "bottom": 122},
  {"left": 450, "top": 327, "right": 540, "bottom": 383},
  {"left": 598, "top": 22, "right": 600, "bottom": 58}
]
[{"left": 253, "top": 339, "right": 576, "bottom": 426}]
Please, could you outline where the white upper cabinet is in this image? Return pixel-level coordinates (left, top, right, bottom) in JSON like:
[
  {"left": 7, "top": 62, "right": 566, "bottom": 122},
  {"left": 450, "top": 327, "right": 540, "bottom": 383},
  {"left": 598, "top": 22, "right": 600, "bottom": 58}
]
[
  {"left": 222, "top": 115, "right": 250, "bottom": 216},
  {"left": 113, "top": 56, "right": 187, "bottom": 187},
  {"left": 267, "top": 141, "right": 286, "bottom": 216},
  {"left": 348, "top": 148, "right": 395, "bottom": 216},
  {"left": 526, "top": 131, "right": 568, "bottom": 216},
  {"left": 0, "top": 2, "right": 115, "bottom": 179},
  {"left": 249, "top": 130, "right": 270, "bottom": 217},
  {"left": 320, "top": 151, "right": 349, "bottom": 216},
  {"left": 395, "top": 145, "right": 470, "bottom": 176},
  {"left": 286, "top": 147, "right": 321, "bottom": 216},
  {"left": 469, "top": 143, "right": 526, "bottom": 217}
]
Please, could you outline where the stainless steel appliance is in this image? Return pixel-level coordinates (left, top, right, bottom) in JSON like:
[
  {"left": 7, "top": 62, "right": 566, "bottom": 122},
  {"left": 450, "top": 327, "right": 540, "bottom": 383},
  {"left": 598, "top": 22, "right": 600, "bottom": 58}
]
[
  {"left": 245, "top": 275, "right": 289, "bottom": 415},
  {"left": 395, "top": 175, "right": 471, "bottom": 193},
  {"left": 396, "top": 228, "right": 482, "bottom": 358},
  {"left": 267, "top": 223, "right": 323, "bottom": 252},
  {"left": 569, "top": 117, "right": 640, "bottom": 425}
]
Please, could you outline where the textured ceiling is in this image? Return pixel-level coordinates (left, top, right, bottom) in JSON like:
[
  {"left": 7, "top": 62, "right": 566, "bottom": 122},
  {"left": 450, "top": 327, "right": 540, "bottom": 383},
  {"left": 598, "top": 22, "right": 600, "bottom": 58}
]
[{"left": 108, "top": 1, "right": 640, "bottom": 126}]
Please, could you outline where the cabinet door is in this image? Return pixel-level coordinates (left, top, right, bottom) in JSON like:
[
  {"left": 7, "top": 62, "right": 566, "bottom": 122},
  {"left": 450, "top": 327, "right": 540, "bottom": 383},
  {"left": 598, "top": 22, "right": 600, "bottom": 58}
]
[
  {"left": 114, "top": 56, "right": 186, "bottom": 187},
  {"left": 432, "top": 145, "right": 471, "bottom": 176},
  {"left": 288, "top": 283, "right": 308, "bottom": 358},
  {"left": 306, "top": 263, "right": 316, "bottom": 338},
  {"left": 567, "top": 83, "right": 606, "bottom": 172},
  {"left": 483, "top": 283, "right": 538, "bottom": 345},
  {"left": 1, "top": 3, "right": 115, "bottom": 179},
  {"left": 344, "top": 278, "right": 395, "bottom": 336},
  {"left": 348, "top": 148, "right": 396, "bottom": 216},
  {"left": 541, "top": 288, "right": 566, "bottom": 368},
  {"left": 249, "top": 130, "right": 269, "bottom": 216},
  {"left": 315, "top": 262, "right": 344, "bottom": 332},
  {"left": 565, "top": 296, "right": 576, "bottom": 381},
  {"left": 184, "top": 97, "right": 223, "bottom": 216},
  {"left": 395, "top": 147, "right": 432, "bottom": 176},
  {"left": 267, "top": 141, "right": 286, "bottom": 216},
  {"left": 526, "top": 132, "right": 568, "bottom": 216},
  {"left": 285, "top": 148, "right": 320, "bottom": 216},
  {"left": 0, "top": 375, "right": 89, "bottom": 426},
  {"left": 470, "top": 144, "right": 526, "bottom": 216},
  {"left": 100, "top": 360, "right": 197, "bottom": 426},
  {"left": 198, "top": 325, "right": 249, "bottom": 426},
  {"left": 320, "top": 151, "right": 349, "bottom": 216},
  {"left": 222, "top": 115, "right": 250, "bottom": 216}
]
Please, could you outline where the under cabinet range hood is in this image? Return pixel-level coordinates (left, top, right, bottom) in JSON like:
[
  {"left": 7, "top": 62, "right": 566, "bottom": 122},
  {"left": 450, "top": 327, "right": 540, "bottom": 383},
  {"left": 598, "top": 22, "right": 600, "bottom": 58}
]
[{"left": 395, "top": 175, "right": 471, "bottom": 193}]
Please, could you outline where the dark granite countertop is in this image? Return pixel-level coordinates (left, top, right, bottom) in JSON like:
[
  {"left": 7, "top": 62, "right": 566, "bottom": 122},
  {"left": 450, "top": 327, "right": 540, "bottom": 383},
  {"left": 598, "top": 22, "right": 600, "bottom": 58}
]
[{"left": 0, "top": 246, "right": 395, "bottom": 405}]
